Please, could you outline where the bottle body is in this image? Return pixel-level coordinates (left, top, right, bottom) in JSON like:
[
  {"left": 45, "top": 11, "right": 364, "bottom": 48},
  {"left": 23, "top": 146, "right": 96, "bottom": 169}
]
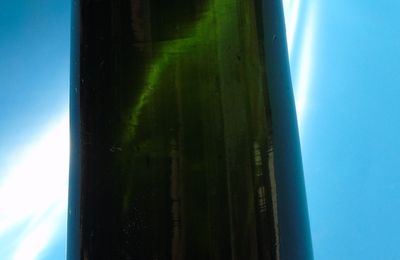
[{"left": 67, "top": 0, "right": 313, "bottom": 259}]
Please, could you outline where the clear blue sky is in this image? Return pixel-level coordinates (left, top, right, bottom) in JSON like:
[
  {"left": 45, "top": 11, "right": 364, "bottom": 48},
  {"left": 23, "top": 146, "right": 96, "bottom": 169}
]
[
  {"left": 0, "top": 0, "right": 70, "bottom": 148},
  {"left": 1, "top": 0, "right": 400, "bottom": 259},
  {"left": 0, "top": 1, "right": 70, "bottom": 259},
  {"left": 287, "top": 0, "right": 400, "bottom": 259}
]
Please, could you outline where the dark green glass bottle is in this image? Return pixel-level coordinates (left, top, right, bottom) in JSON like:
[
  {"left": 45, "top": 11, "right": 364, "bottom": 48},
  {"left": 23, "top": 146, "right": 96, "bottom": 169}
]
[{"left": 67, "top": 0, "right": 313, "bottom": 259}]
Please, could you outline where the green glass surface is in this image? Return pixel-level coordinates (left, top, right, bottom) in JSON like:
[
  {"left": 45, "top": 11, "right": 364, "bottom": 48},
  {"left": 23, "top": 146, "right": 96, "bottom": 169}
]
[{"left": 67, "top": 0, "right": 312, "bottom": 259}]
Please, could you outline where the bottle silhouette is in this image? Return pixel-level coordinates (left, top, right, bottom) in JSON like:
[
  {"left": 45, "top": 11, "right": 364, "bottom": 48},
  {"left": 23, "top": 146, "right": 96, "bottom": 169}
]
[{"left": 67, "top": 0, "right": 313, "bottom": 259}]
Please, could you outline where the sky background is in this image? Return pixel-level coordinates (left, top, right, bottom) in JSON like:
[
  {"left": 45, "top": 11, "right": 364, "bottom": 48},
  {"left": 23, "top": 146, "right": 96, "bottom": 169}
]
[
  {"left": 285, "top": 0, "right": 400, "bottom": 259},
  {"left": 1, "top": 0, "right": 400, "bottom": 259},
  {"left": 0, "top": 0, "right": 70, "bottom": 259}
]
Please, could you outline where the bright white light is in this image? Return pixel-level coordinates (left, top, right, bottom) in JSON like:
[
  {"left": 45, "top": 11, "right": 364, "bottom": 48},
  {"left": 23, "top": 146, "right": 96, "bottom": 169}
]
[
  {"left": 283, "top": 0, "right": 301, "bottom": 57},
  {"left": 12, "top": 202, "right": 66, "bottom": 260},
  {"left": 0, "top": 114, "right": 69, "bottom": 259},
  {"left": 282, "top": 0, "right": 292, "bottom": 15},
  {"left": 295, "top": 4, "right": 316, "bottom": 127}
]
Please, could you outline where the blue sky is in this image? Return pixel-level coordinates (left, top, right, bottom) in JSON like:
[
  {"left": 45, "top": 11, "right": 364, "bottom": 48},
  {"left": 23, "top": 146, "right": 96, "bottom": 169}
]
[
  {"left": 1, "top": 0, "right": 400, "bottom": 259},
  {"left": 0, "top": 1, "right": 70, "bottom": 259},
  {"left": 286, "top": 0, "right": 400, "bottom": 259},
  {"left": 0, "top": 0, "right": 70, "bottom": 148}
]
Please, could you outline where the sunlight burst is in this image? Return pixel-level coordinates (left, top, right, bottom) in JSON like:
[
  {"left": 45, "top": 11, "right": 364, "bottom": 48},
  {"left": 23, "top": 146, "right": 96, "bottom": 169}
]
[{"left": 0, "top": 115, "right": 69, "bottom": 260}]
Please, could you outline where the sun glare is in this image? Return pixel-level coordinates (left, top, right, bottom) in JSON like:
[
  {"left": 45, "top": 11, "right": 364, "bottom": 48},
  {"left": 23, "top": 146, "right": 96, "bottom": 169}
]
[
  {"left": 0, "top": 115, "right": 69, "bottom": 259},
  {"left": 295, "top": 4, "right": 315, "bottom": 127},
  {"left": 284, "top": 0, "right": 301, "bottom": 57}
]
